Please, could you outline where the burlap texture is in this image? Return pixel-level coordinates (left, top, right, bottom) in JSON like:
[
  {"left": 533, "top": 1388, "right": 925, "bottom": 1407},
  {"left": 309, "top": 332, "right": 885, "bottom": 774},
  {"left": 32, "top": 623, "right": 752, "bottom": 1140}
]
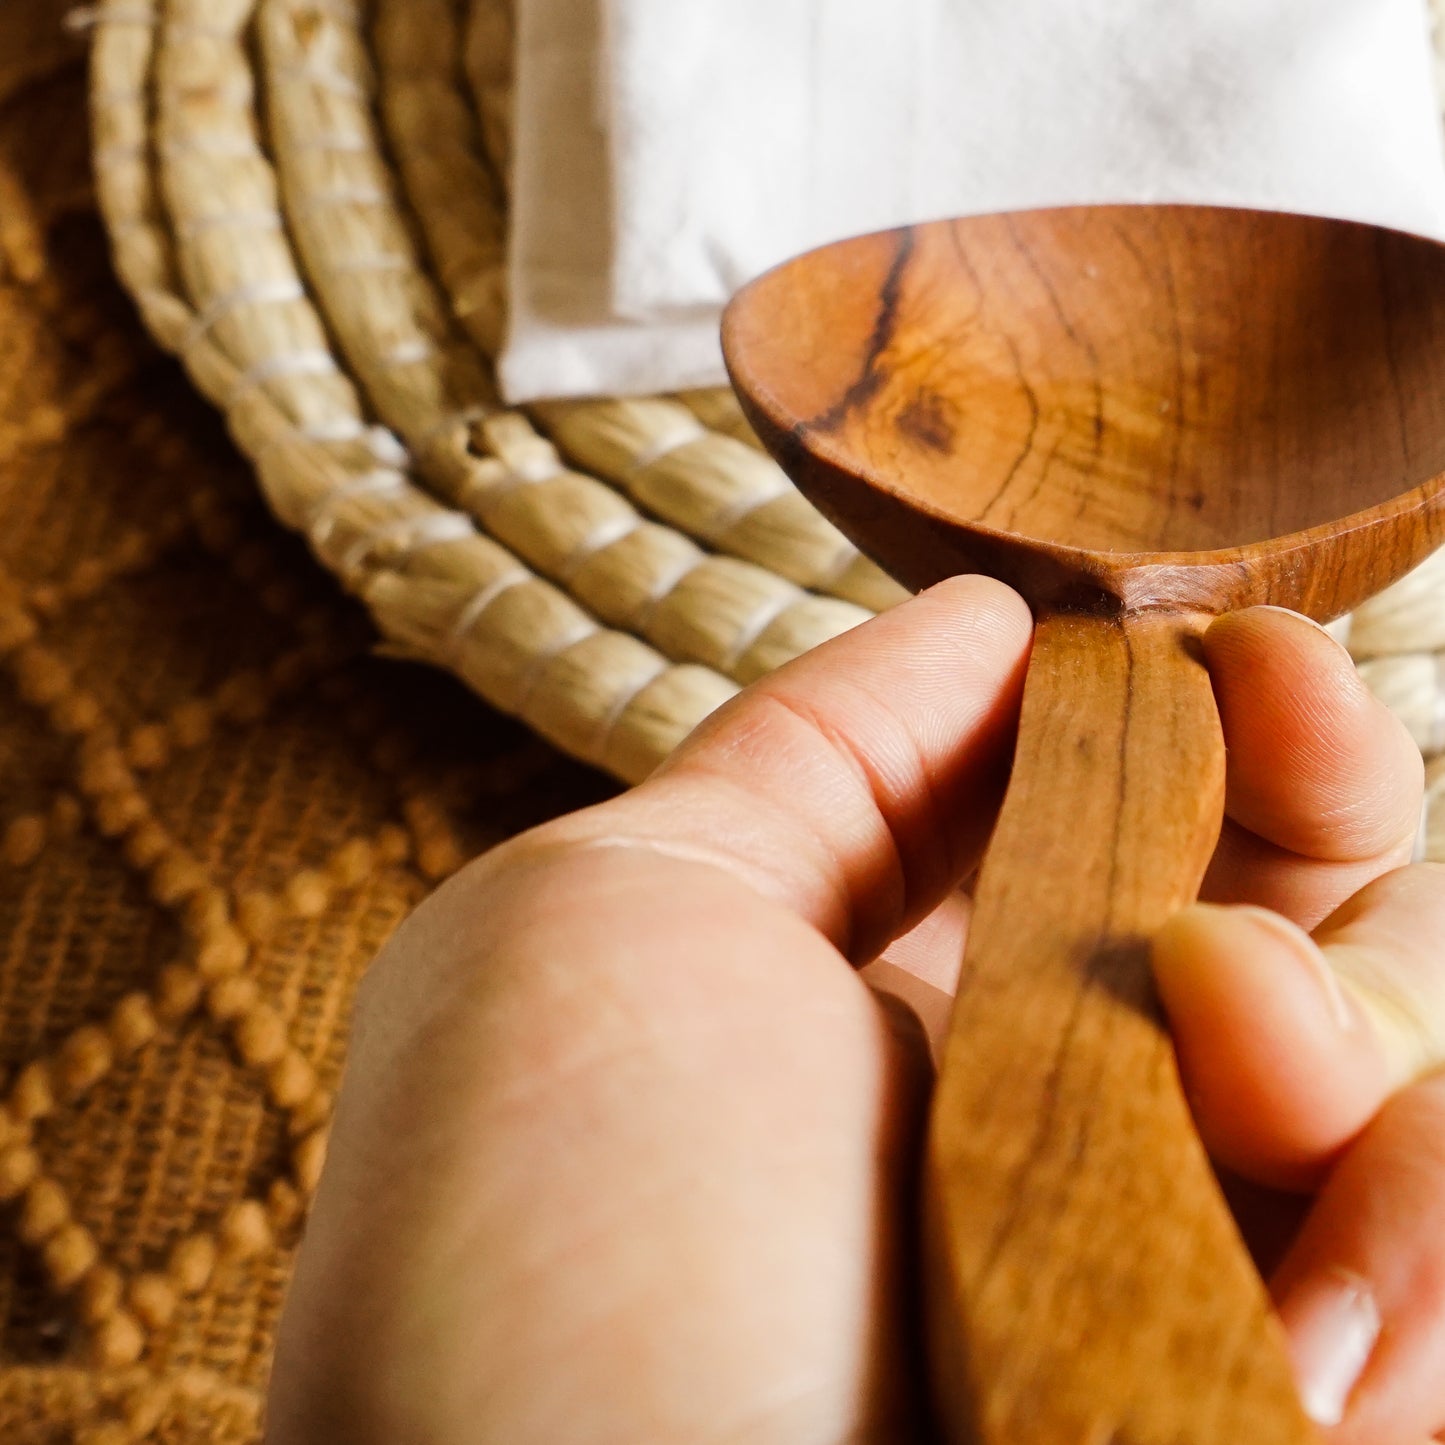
[{"left": 0, "top": 5, "right": 607, "bottom": 1437}]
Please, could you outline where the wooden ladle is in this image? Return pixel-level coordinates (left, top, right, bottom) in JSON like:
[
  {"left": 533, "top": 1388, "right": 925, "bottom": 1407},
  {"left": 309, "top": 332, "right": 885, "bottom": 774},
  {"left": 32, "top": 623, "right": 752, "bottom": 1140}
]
[{"left": 722, "top": 206, "right": 1445, "bottom": 1445}]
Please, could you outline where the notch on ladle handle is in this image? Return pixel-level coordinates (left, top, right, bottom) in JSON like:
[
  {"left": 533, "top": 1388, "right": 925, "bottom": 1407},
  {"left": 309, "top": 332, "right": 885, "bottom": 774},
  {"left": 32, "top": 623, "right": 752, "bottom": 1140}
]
[{"left": 924, "top": 607, "right": 1317, "bottom": 1444}]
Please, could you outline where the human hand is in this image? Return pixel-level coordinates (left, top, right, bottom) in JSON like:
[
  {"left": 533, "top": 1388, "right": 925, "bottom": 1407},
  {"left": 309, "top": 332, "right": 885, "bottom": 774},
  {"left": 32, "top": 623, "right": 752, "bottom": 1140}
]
[{"left": 266, "top": 577, "right": 1440, "bottom": 1444}]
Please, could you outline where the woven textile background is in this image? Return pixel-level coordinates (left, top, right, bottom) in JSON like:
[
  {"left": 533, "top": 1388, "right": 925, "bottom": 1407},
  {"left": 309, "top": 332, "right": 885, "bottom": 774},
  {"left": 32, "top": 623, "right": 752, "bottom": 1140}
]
[
  {"left": 0, "top": 3, "right": 609, "bottom": 1437},
  {"left": 3, "top": 0, "right": 1445, "bottom": 1439}
]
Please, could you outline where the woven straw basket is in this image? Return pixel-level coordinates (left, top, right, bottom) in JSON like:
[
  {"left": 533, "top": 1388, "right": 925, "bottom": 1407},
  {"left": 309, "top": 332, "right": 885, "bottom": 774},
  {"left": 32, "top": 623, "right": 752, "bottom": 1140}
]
[{"left": 84, "top": 0, "right": 1445, "bottom": 857}]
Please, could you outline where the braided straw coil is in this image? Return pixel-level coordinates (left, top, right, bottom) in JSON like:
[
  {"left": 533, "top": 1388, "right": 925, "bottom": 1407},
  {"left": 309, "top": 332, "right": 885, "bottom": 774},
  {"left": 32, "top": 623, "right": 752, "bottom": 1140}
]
[{"left": 86, "top": 0, "right": 1444, "bottom": 860}]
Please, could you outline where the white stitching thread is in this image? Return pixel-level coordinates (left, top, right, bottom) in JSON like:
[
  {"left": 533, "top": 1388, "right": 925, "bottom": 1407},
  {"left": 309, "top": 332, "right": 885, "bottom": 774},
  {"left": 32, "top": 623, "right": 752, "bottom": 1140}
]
[
  {"left": 446, "top": 567, "right": 532, "bottom": 651},
  {"left": 461, "top": 454, "right": 566, "bottom": 520},
  {"left": 304, "top": 418, "right": 369, "bottom": 444},
  {"left": 625, "top": 416, "right": 707, "bottom": 474},
  {"left": 66, "top": 5, "right": 152, "bottom": 31},
  {"left": 719, "top": 589, "right": 800, "bottom": 673},
  {"left": 304, "top": 469, "right": 409, "bottom": 550},
  {"left": 69, "top": 4, "right": 239, "bottom": 39},
  {"left": 157, "top": 135, "right": 261, "bottom": 159},
  {"left": 336, "top": 512, "right": 474, "bottom": 575},
  {"left": 176, "top": 209, "right": 284, "bottom": 238},
  {"left": 376, "top": 339, "right": 438, "bottom": 369},
  {"left": 178, "top": 278, "right": 306, "bottom": 355},
  {"left": 513, "top": 617, "right": 598, "bottom": 713},
  {"left": 291, "top": 186, "right": 390, "bottom": 215},
  {"left": 594, "top": 656, "right": 670, "bottom": 753},
  {"left": 226, "top": 349, "right": 339, "bottom": 408},
  {"left": 66, "top": 5, "right": 135, "bottom": 30},
  {"left": 556, "top": 514, "right": 643, "bottom": 584},
  {"left": 632, "top": 552, "right": 700, "bottom": 631},
  {"left": 365, "top": 427, "right": 409, "bottom": 465},
  {"left": 703, "top": 473, "right": 795, "bottom": 542},
  {"left": 250, "top": 416, "right": 365, "bottom": 465},
  {"left": 269, "top": 63, "right": 368, "bottom": 101},
  {"left": 813, "top": 543, "right": 866, "bottom": 592}
]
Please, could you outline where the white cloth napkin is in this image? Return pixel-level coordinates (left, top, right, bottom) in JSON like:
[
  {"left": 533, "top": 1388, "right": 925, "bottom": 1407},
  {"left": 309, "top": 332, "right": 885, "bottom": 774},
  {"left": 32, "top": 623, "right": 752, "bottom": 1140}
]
[{"left": 501, "top": 0, "right": 1445, "bottom": 403}]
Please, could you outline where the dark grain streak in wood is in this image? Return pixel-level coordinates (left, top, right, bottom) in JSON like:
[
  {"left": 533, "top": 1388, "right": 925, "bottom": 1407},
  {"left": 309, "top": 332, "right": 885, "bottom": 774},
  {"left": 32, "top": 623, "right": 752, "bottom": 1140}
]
[
  {"left": 945, "top": 223, "right": 1044, "bottom": 525},
  {"left": 1005, "top": 432, "right": 1067, "bottom": 536},
  {"left": 973, "top": 970, "right": 1091, "bottom": 1294},
  {"left": 1105, "top": 617, "right": 1135, "bottom": 935},
  {"left": 1147, "top": 214, "right": 1189, "bottom": 548},
  {"left": 807, "top": 225, "right": 916, "bottom": 436},
  {"left": 896, "top": 390, "right": 957, "bottom": 454},
  {"left": 1373, "top": 228, "right": 1414, "bottom": 474}
]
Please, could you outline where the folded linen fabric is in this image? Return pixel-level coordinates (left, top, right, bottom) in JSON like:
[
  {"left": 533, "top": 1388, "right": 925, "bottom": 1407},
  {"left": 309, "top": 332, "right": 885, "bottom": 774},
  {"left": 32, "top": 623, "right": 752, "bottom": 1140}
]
[
  {"left": 502, "top": 0, "right": 727, "bottom": 400},
  {"left": 501, "top": 0, "right": 1445, "bottom": 402}
]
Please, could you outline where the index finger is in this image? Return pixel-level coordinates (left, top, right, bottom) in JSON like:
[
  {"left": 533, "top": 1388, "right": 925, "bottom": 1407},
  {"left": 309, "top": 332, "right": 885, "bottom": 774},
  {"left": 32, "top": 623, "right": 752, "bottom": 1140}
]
[
  {"left": 1203, "top": 608, "right": 1424, "bottom": 926},
  {"left": 549, "top": 576, "right": 1033, "bottom": 963},
  {"left": 1205, "top": 607, "right": 1423, "bottom": 863}
]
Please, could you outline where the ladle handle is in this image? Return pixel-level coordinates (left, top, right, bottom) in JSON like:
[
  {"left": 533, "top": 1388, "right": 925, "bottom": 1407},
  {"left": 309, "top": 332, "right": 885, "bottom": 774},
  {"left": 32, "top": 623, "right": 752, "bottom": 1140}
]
[{"left": 923, "top": 608, "right": 1318, "bottom": 1445}]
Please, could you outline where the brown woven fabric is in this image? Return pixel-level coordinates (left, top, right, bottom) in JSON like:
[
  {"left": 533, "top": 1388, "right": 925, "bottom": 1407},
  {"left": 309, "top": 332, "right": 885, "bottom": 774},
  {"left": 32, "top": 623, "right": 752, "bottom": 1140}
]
[{"left": 0, "top": 7, "right": 609, "bottom": 1438}]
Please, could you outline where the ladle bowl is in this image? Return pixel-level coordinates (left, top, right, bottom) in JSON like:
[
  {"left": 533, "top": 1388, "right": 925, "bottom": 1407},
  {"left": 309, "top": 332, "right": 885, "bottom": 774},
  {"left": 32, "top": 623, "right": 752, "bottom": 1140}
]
[{"left": 723, "top": 206, "right": 1445, "bottom": 1445}]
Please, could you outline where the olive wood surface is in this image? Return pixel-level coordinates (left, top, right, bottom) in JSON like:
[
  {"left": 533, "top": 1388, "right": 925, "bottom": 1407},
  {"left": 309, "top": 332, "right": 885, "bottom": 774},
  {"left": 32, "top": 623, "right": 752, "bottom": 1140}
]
[
  {"left": 725, "top": 207, "right": 1445, "bottom": 614},
  {"left": 924, "top": 608, "right": 1289, "bottom": 1443},
  {"left": 724, "top": 205, "right": 1445, "bottom": 1445}
]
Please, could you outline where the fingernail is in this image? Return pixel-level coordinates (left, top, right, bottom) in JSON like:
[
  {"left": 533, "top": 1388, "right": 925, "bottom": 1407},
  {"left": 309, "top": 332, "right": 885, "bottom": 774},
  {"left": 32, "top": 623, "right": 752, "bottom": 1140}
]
[
  {"left": 1278, "top": 1268, "right": 1381, "bottom": 1427},
  {"left": 1253, "top": 605, "right": 1351, "bottom": 649},
  {"left": 1235, "top": 906, "right": 1356, "bottom": 1032}
]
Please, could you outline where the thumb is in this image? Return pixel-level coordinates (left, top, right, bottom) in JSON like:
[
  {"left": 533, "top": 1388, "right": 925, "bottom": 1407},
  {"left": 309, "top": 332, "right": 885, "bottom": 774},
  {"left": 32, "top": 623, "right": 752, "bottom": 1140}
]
[{"left": 1152, "top": 865, "right": 1445, "bottom": 1189}]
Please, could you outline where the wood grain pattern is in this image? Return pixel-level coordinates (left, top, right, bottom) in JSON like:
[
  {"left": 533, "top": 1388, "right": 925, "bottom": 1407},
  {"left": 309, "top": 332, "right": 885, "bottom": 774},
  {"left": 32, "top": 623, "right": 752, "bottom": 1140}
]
[
  {"left": 721, "top": 204, "right": 1445, "bottom": 1443},
  {"left": 925, "top": 610, "right": 1306, "bottom": 1444},
  {"left": 725, "top": 208, "right": 1445, "bottom": 615}
]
